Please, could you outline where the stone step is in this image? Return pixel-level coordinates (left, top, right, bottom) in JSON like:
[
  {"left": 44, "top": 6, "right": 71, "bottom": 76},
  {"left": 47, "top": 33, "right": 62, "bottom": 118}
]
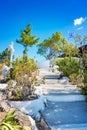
[
  {"left": 51, "top": 124, "right": 87, "bottom": 130},
  {"left": 45, "top": 79, "right": 59, "bottom": 84},
  {"left": 52, "top": 127, "right": 87, "bottom": 130},
  {"left": 44, "top": 75, "right": 59, "bottom": 79},
  {"left": 41, "top": 84, "right": 77, "bottom": 89},
  {"left": 44, "top": 80, "right": 69, "bottom": 84},
  {"left": 44, "top": 95, "right": 85, "bottom": 102},
  {"left": 42, "top": 89, "right": 81, "bottom": 95},
  {"left": 35, "top": 86, "right": 81, "bottom": 96},
  {"left": 34, "top": 85, "right": 80, "bottom": 96},
  {"left": 39, "top": 69, "right": 87, "bottom": 130},
  {"left": 41, "top": 101, "right": 87, "bottom": 130}
]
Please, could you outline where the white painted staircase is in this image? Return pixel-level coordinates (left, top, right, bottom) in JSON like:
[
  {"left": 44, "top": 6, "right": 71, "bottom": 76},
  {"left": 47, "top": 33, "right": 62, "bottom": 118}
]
[
  {"left": 36, "top": 69, "right": 87, "bottom": 130},
  {"left": 36, "top": 69, "right": 85, "bottom": 102}
]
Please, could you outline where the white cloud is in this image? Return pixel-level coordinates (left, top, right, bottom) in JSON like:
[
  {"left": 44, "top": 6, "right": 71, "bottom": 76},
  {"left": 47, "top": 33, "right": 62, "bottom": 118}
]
[
  {"left": 74, "top": 17, "right": 86, "bottom": 26},
  {"left": 77, "top": 26, "right": 84, "bottom": 30}
]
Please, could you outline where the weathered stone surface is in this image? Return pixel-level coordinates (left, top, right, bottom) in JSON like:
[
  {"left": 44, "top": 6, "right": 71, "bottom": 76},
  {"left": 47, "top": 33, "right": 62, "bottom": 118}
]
[
  {"left": 0, "top": 99, "right": 14, "bottom": 123},
  {"left": 0, "top": 82, "right": 38, "bottom": 130},
  {"left": 58, "top": 76, "right": 69, "bottom": 84},
  {"left": 0, "top": 100, "right": 14, "bottom": 112},
  {"left": 6, "top": 80, "right": 36, "bottom": 100},
  {"left": 0, "top": 83, "right": 7, "bottom": 90},
  {"left": 0, "top": 112, "right": 7, "bottom": 123},
  {"left": 36, "top": 118, "right": 51, "bottom": 130},
  {"left": 2, "top": 66, "right": 10, "bottom": 78},
  {"left": 15, "top": 110, "right": 32, "bottom": 129},
  {"left": 0, "top": 91, "right": 7, "bottom": 100},
  {"left": 0, "top": 101, "right": 33, "bottom": 130}
]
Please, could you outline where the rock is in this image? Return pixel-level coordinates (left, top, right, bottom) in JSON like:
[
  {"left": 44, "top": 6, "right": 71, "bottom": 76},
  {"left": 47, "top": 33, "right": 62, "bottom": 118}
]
[
  {"left": 0, "top": 84, "right": 7, "bottom": 100},
  {"left": 28, "top": 116, "right": 38, "bottom": 130},
  {"left": 57, "top": 73, "right": 65, "bottom": 79},
  {"left": 15, "top": 110, "right": 32, "bottom": 129},
  {"left": 0, "top": 83, "right": 7, "bottom": 90},
  {"left": 2, "top": 66, "right": 10, "bottom": 78},
  {"left": 0, "top": 86, "right": 38, "bottom": 130},
  {"left": 0, "top": 105, "right": 5, "bottom": 112},
  {"left": 6, "top": 80, "right": 17, "bottom": 99},
  {"left": 6, "top": 80, "right": 35, "bottom": 100},
  {"left": 36, "top": 118, "right": 51, "bottom": 130},
  {"left": 0, "top": 112, "right": 7, "bottom": 123},
  {"left": 0, "top": 100, "right": 14, "bottom": 112},
  {"left": 0, "top": 90, "right": 7, "bottom": 100},
  {"left": 58, "top": 76, "right": 69, "bottom": 84},
  {"left": 34, "top": 87, "right": 43, "bottom": 96},
  {"left": 0, "top": 100, "right": 35, "bottom": 130}
]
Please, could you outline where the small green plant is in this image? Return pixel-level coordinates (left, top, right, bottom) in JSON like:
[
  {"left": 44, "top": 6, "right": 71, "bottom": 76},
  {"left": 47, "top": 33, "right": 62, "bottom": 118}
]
[
  {"left": 14, "top": 87, "right": 23, "bottom": 100},
  {"left": 0, "top": 110, "right": 31, "bottom": 130},
  {"left": 81, "top": 69, "right": 87, "bottom": 95},
  {"left": 42, "top": 77, "right": 45, "bottom": 84},
  {"left": 0, "top": 110, "right": 26, "bottom": 130},
  {"left": 51, "top": 68, "right": 55, "bottom": 72}
]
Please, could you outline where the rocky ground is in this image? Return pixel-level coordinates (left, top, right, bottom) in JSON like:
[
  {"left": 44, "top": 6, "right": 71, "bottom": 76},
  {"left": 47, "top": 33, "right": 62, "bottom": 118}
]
[
  {"left": 0, "top": 80, "right": 51, "bottom": 130},
  {"left": 0, "top": 112, "right": 7, "bottom": 123}
]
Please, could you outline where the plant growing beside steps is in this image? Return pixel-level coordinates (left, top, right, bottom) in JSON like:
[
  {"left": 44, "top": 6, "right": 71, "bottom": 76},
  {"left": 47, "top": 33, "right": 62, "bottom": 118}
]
[
  {"left": 6, "top": 56, "right": 38, "bottom": 101},
  {"left": 0, "top": 110, "right": 31, "bottom": 130}
]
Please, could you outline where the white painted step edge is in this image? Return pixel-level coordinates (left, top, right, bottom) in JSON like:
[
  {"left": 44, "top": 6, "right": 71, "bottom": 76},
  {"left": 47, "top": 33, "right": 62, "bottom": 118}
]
[
  {"left": 44, "top": 95, "right": 85, "bottom": 102},
  {"left": 51, "top": 123, "right": 87, "bottom": 130}
]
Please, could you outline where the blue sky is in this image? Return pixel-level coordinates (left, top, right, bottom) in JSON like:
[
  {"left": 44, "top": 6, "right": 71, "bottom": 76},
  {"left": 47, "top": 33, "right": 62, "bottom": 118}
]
[{"left": 0, "top": 0, "right": 87, "bottom": 62}]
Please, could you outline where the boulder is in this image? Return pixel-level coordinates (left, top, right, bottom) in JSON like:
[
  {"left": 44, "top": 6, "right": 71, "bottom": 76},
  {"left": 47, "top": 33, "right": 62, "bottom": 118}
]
[
  {"left": 58, "top": 76, "right": 69, "bottom": 84},
  {"left": 2, "top": 66, "right": 10, "bottom": 78},
  {"left": 0, "top": 100, "right": 34, "bottom": 130},
  {"left": 0, "top": 91, "right": 7, "bottom": 101},
  {"left": 0, "top": 100, "right": 14, "bottom": 112},
  {"left": 36, "top": 118, "right": 51, "bottom": 130},
  {"left": 15, "top": 110, "right": 32, "bottom": 129}
]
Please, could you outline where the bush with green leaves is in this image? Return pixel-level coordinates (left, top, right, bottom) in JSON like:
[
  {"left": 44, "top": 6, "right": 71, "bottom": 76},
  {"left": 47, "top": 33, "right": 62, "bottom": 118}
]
[
  {"left": 7, "top": 56, "right": 38, "bottom": 100},
  {"left": 69, "top": 73, "right": 83, "bottom": 86},
  {"left": 9, "top": 56, "right": 38, "bottom": 80},
  {"left": 56, "top": 57, "right": 80, "bottom": 77},
  {"left": 55, "top": 57, "right": 83, "bottom": 86},
  {"left": 0, "top": 48, "right": 10, "bottom": 65},
  {"left": 81, "top": 69, "right": 87, "bottom": 95}
]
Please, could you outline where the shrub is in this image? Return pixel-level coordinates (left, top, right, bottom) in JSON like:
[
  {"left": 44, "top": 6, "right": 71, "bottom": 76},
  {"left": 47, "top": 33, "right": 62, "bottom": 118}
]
[
  {"left": 82, "top": 69, "right": 87, "bottom": 95},
  {"left": 69, "top": 73, "right": 83, "bottom": 87},
  {"left": 7, "top": 56, "right": 38, "bottom": 100},
  {"left": 51, "top": 68, "right": 55, "bottom": 72},
  {"left": 56, "top": 57, "right": 80, "bottom": 77},
  {"left": 9, "top": 56, "right": 38, "bottom": 80},
  {"left": 0, "top": 63, "right": 3, "bottom": 75}
]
